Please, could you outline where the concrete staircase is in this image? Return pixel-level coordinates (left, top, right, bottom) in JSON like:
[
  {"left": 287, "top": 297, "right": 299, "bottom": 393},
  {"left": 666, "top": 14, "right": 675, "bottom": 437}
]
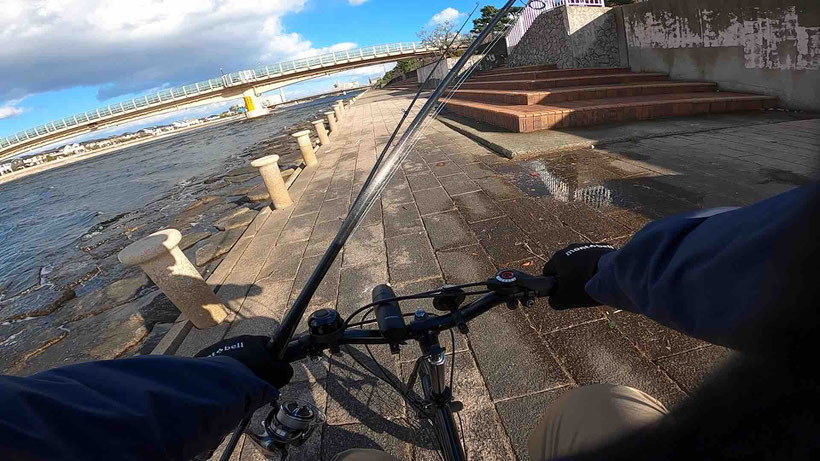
[
  {"left": 444, "top": 66, "right": 777, "bottom": 132},
  {"left": 385, "top": 75, "right": 419, "bottom": 90}
]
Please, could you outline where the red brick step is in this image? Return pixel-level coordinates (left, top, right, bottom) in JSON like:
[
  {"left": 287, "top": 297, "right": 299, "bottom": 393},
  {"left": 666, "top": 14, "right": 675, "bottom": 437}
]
[
  {"left": 476, "top": 63, "right": 558, "bottom": 75},
  {"left": 459, "top": 73, "right": 670, "bottom": 91},
  {"left": 448, "top": 82, "right": 718, "bottom": 105},
  {"left": 469, "top": 67, "right": 631, "bottom": 82},
  {"left": 444, "top": 92, "right": 778, "bottom": 132}
]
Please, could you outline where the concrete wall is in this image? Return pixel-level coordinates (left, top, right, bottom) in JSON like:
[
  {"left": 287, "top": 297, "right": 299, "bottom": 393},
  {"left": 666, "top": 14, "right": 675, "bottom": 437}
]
[
  {"left": 508, "top": 6, "right": 621, "bottom": 69},
  {"left": 621, "top": 0, "right": 820, "bottom": 111},
  {"left": 416, "top": 55, "right": 485, "bottom": 88}
]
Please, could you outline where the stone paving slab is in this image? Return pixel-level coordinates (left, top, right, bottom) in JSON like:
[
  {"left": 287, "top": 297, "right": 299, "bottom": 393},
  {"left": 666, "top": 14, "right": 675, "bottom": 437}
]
[{"left": 163, "top": 90, "right": 820, "bottom": 460}]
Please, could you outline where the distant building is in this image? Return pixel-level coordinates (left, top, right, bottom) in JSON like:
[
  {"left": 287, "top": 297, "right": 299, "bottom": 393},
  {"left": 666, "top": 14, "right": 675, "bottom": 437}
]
[
  {"left": 10, "top": 159, "right": 25, "bottom": 171},
  {"left": 58, "top": 143, "right": 86, "bottom": 156},
  {"left": 139, "top": 128, "right": 159, "bottom": 136},
  {"left": 334, "top": 80, "right": 360, "bottom": 90},
  {"left": 23, "top": 154, "right": 49, "bottom": 167},
  {"left": 84, "top": 139, "right": 113, "bottom": 150}
]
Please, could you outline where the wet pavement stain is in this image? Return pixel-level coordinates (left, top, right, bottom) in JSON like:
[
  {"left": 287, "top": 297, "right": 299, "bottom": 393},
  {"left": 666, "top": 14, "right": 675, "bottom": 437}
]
[
  {"left": 493, "top": 148, "right": 720, "bottom": 225},
  {"left": 757, "top": 167, "right": 815, "bottom": 186},
  {"left": 496, "top": 150, "right": 639, "bottom": 210}
]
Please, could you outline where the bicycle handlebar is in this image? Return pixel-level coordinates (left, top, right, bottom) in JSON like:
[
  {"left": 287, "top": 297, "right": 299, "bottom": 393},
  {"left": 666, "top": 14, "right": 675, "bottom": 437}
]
[{"left": 280, "top": 271, "right": 556, "bottom": 364}]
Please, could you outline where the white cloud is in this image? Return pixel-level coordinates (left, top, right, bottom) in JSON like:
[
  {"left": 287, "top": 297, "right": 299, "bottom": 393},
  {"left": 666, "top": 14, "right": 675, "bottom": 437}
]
[
  {"left": 0, "top": 0, "right": 363, "bottom": 106},
  {"left": 0, "top": 104, "right": 23, "bottom": 120},
  {"left": 348, "top": 0, "right": 368, "bottom": 5},
  {"left": 429, "top": 7, "right": 464, "bottom": 26}
]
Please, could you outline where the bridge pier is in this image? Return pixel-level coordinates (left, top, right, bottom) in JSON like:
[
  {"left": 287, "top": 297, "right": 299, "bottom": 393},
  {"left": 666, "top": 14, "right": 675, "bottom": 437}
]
[{"left": 243, "top": 88, "right": 269, "bottom": 119}]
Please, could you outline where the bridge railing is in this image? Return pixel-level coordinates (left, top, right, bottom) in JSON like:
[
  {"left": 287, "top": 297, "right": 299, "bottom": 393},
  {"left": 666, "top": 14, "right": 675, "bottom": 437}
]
[{"left": 1, "top": 41, "right": 431, "bottom": 151}]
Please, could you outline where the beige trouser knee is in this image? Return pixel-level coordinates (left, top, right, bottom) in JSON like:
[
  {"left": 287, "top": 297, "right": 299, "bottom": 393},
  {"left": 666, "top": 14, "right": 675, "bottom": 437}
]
[
  {"left": 332, "top": 448, "right": 402, "bottom": 461},
  {"left": 527, "top": 383, "right": 668, "bottom": 461}
]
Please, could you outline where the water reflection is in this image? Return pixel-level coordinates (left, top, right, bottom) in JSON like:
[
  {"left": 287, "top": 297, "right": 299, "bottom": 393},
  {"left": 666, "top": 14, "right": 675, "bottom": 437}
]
[{"left": 525, "top": 159, "right": 613, "bottom": 209}]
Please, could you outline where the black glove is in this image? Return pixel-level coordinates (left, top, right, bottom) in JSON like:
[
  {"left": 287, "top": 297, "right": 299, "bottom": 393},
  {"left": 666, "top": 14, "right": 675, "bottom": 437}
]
[
  {"left": 196, "top": 335, "right": 293, "bottom": 388},
  {"left": 543, "top": 243, "right": 616, "bottom": 309}
]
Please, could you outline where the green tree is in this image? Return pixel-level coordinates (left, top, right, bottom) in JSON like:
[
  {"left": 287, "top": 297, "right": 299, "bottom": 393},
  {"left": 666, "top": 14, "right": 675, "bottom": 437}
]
[
  {"left": 418, "top": 21, "right": 469, "bottom": 57},
  {"left": 470, "top": 5, "right": 523, "bottom": 35},
  {"left": 395, "top": 58, "right": 421, "bottom": 74}
]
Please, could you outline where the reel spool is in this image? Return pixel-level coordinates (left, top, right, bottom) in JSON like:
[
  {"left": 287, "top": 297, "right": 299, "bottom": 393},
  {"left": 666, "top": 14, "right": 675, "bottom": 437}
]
[{"left": 246, "top": 400, "right": 325, "bottom": 460}]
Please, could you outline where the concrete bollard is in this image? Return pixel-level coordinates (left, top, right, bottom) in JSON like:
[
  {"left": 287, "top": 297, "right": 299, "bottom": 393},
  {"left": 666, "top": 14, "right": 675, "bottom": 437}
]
[
  {"left": 325, "top": 111, "right": 338, "bottom": 134},
  {"left": 292, "top": 130, "right": 318, "bottom": 166},
  {"left": 311, "top": 120, "right": 330, "bottom": 145},
  {"left": 333, "top": 103, "right": 343, "bottom": 123},
  {"left": 251, "top": 155, "right": 293, "bottom": 209},
  {"left": 118, "top": 229, "right": 227, "bottom": 329}
]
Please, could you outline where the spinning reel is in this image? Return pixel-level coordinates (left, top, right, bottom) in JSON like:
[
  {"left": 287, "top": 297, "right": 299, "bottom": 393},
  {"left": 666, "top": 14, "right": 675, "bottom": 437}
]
[{"left": 246, "top": 400, "right": 325, "bottom": 460}]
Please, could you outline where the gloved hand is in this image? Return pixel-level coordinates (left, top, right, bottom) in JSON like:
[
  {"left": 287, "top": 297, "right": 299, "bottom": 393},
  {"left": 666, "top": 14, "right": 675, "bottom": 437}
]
[
  {"left": 196, "top": 335, "right": 294, "bottom": 388},
  {"left": 543, "top": 243, "right": 616, "bottom": 309}
]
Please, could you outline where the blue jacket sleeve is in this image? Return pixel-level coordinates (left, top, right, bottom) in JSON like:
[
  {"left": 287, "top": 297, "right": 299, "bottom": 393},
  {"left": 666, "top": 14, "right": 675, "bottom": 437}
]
[
  {"left": 586, "top": 184, "right": 820, "bottom": 353},
  {"left": 0, "top": 355, "right": 278, "bottom": 461}
]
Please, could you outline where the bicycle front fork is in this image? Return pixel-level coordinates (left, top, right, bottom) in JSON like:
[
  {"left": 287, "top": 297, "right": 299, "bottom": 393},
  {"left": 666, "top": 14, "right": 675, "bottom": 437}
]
[{"left": 416, "top": 332, "right": 466, "bottom": 461}]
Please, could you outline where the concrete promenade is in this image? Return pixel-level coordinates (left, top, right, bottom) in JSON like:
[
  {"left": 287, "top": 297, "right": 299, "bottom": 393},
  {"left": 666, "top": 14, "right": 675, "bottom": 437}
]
[{"left": 161, "top": 89, "right": 818, "bottom": 460}]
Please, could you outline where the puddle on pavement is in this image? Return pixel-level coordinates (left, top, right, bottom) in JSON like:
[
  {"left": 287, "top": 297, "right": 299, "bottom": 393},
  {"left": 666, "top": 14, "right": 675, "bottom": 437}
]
[
  {"left": 496, "top": 150, "right": 636, "bottom": 210},
  {"left": 757, "top": 168, "right": 815, "bottom": 186},
  {"left": 496, "top": 149, "right": 711, "bottom": 217}
]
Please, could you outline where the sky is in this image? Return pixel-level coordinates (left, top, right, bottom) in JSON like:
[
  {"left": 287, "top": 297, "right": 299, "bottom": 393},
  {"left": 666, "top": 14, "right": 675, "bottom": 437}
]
[{"left": 0, "top": 0, "right": 506, "bottom": 145}]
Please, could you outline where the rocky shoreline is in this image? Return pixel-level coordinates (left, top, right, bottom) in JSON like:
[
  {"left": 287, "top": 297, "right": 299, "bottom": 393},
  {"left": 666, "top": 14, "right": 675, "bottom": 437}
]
[{"left": 0, "top": 106, "right": 336, "bottom": 376}]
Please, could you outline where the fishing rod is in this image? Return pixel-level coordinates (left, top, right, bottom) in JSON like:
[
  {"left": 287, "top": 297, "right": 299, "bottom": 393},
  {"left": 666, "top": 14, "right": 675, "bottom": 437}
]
[
  {"left": 218, "top": 2, "right": 518, "bottom": 459},
  {"left": 374, "top": 1, "right": 479, "bottom": 159},
  {"left": 269, "top": 0, "right": 518, "bottom": 358}
]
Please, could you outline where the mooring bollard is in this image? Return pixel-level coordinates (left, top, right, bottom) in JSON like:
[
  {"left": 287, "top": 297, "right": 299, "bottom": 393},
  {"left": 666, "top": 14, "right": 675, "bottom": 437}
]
[
  {"left": 251, "top": 155, "right": 293, "bottom": 209},
  {"left": 311, "top": 119, "right": 330, "bottom": 145},
  {"left": 325, "top": 111, "right": 338, "bottom": 134},
  {"left": 333, "top": 103, "right": 343, "bottom": 123},
  {"left": 118, "top": 229, "right": 227, "bottom": 329},
  {"left": 292, "top": 130, "right": 318, "bottom": 166}
]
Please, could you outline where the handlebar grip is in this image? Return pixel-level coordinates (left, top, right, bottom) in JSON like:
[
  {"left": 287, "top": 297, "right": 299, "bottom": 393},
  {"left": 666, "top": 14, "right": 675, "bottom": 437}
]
[{"left": 371, "top": 284, "right": 406, "bottom": 343}]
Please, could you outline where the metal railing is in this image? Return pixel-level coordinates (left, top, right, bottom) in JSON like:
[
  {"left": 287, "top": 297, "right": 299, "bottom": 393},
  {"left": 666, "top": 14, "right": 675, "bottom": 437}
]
[
  {"left": 506, "top": 0, "right": 605, "bottom": 51},
  {"left": 1, "top": 42, "right": 432, "bottom": 151}
]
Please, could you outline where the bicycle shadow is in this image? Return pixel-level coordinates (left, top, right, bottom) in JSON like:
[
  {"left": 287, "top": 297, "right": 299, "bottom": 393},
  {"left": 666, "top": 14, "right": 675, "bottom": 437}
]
[{"left": 319, "top": 346, "right": 439, "bottom": 456}]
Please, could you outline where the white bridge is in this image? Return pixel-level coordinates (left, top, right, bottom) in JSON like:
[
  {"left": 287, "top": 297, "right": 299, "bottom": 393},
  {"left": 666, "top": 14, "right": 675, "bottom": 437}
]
[{"left": 0, "top": 42, "right": 436, "bottom": 159}]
